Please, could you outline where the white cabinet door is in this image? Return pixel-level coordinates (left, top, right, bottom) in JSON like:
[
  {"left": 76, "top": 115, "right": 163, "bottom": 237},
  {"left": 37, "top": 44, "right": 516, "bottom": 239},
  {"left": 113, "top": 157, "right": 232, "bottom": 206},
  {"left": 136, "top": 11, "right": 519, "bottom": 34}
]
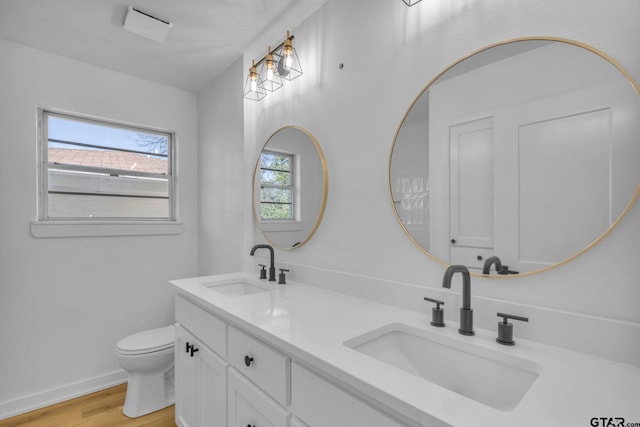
[
  {"left": 176, "top": 325, "right": 227, "bottom": 427},
  {"left": 227, "top": 368, "right": 290, "bottom": 427}
]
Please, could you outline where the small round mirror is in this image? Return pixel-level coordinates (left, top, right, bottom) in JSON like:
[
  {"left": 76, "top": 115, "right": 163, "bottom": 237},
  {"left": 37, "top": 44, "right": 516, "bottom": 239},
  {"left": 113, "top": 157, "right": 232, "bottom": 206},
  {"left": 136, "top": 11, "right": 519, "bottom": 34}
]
[{"left": 253, "top": 126, "right": 328, "bottom": 250}]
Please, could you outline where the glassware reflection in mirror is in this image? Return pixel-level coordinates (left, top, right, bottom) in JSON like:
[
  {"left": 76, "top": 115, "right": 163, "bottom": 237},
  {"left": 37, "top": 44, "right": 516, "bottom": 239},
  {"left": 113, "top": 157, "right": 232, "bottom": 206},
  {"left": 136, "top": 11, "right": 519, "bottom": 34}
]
[
  {"left": 389, "top": 37, "right": 640, "bottom": 276},
  {"left": 253, "top": 126, "right": 328, "bottom": 250},
  {"left": 394, "top": 171, "right": 430, "bottom": 248}
]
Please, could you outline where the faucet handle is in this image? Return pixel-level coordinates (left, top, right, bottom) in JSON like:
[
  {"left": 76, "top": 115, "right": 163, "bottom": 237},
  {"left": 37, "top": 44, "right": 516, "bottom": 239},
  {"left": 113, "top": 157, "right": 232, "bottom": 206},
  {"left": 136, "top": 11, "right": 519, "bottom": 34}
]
[
  {"left": 496, "top": 312, "right": 529, "bottom": 346},
  {"left": 499, "top": 265, "right": 520, "bottom": 275},
  {"left": 423, "top": 297, "right": 445, "bottom": 327},
  {"left": 258, "top": 264, "right": 267, "bottom": 279},
  {"left": 278, "top": 269, "right": 289, "bottom": 285}
]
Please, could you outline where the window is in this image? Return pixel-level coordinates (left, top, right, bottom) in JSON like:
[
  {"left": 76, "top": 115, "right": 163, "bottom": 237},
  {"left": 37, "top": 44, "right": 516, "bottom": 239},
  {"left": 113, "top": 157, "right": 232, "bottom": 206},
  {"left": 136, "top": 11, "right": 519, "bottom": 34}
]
[
  {"left": 259, "top": 150, "right": 294, "bottom": 220},
  {"left": 39, "top": 111, "right": 174, "bottom": 221}
]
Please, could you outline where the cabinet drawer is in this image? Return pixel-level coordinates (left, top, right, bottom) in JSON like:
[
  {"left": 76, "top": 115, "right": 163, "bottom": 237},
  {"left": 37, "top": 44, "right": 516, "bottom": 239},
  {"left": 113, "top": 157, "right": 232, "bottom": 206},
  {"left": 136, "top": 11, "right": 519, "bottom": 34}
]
[
  {"left": 228, "top": 326, "right": 290, "bottom": 406},
  {"left": 291, "top": 363, "right": 408, "bottom": 427},
  {"left": 228, "top": 368, "right": 290, "bottom": 427},
  {"left": 175, "top": 295, "right": 227, "bottom": 358}
]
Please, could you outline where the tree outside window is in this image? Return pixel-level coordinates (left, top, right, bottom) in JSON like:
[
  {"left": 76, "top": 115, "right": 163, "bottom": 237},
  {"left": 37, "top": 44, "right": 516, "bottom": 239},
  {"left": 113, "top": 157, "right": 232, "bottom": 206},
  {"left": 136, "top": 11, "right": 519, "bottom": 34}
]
[{"left": 259, "top": 151, "right": 294, "bottom": 220}]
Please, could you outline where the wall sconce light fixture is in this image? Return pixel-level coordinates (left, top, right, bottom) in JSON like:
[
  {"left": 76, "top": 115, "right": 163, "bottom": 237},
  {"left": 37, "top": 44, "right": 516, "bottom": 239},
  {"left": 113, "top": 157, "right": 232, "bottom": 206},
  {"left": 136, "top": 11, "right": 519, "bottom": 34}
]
[
  {"left": 402, "top": 0, "right": 423, "bottom": 5},
  {"left": 243, "top": 31, "right": 303, "bottom": 101},
  {"left": 259, "top": 47, "right": 284, "bottom": 92},
  {"left": 243, "top": 60, "right": 267, "bottom": 101}
]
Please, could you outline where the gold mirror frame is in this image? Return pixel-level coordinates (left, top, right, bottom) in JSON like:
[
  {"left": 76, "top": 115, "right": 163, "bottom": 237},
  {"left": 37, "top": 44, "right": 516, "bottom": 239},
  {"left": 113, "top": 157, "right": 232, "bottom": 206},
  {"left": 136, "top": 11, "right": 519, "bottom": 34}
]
[
  {"left": 253, "top": 126, "right": 328, "bottom": 250},
  {"left": 388, "top": 36, "right": 640, "bottom": 278}
]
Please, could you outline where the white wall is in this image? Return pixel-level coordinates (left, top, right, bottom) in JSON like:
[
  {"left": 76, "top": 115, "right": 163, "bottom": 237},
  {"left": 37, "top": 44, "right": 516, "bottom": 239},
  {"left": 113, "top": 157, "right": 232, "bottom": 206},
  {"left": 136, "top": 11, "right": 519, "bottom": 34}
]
[
  {"left": 238, "top": 0, "right": 640, "bottom": 366},
  {"left": 0, "top": 39, "right": 198, "bottom": 417},
  {"left": 197, "top": 58, "right": 245, "bottom": 276}
]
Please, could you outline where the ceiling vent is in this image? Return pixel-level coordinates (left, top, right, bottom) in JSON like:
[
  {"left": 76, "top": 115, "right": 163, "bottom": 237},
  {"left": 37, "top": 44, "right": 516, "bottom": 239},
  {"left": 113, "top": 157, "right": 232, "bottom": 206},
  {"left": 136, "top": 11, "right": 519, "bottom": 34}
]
[{"left": 123, "top": 6, "right": 173, "bottom": 43}]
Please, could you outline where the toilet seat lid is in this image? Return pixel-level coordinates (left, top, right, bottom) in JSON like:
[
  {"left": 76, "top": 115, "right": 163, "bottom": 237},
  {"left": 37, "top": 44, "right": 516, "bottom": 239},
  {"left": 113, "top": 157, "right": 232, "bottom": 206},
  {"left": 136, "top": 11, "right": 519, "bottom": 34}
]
[{"left": 117, "top": 325, "right": 175, "bottom": 354}]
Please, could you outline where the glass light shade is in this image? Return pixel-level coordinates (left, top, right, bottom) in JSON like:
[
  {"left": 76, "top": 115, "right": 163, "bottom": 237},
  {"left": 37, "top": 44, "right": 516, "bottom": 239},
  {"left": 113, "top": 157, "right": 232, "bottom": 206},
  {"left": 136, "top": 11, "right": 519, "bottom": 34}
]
[
  {"left": 402, "top": 0, "right": 423, "bottom": 5},
  {"left": 243, "top": 65, "right": 267, "bottom": 101},
  {"left": 274, "top": 39, "right": 303, "bottom": 81}
]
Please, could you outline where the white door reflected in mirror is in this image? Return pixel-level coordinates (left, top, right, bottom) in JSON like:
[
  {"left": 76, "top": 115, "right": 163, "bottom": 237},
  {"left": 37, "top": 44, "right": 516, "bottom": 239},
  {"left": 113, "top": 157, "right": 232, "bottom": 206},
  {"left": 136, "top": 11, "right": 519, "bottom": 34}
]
[{"left": 390, "top": 38, "right": 640, "bottom": 275}]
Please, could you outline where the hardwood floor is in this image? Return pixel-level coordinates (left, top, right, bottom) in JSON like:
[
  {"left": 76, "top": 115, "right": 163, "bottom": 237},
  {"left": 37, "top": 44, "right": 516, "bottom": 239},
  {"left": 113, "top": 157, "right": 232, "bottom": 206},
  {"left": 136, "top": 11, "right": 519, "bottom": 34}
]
[{"left": 0, "top": 384, "right": 176, "bottom": 427}]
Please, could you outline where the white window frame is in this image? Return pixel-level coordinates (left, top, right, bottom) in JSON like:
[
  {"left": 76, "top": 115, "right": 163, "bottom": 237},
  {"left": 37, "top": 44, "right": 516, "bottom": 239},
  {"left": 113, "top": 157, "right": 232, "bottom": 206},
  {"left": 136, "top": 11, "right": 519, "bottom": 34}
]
[
  {"left": 259, "top": 150, "right": 296, "bottom": 221},
  {"left": 31, "top": 109, "right": 181, "bottom": 238}
]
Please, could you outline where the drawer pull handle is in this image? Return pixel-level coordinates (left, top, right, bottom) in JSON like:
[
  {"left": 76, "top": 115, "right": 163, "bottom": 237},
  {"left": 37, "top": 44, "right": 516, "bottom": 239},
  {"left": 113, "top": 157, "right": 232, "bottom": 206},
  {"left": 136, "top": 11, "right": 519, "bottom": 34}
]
[
  {"left": 185, "top": 342, "right": 192, "bottom": 353},
  {"left": 244, "top": 355, "right": 254, "bottom": 367},
  {"left": 247, "top": 424, "right": 255, "bottom": 427},
  {"left": 190, "top": 346, "right": 199, "bottom": 357}
]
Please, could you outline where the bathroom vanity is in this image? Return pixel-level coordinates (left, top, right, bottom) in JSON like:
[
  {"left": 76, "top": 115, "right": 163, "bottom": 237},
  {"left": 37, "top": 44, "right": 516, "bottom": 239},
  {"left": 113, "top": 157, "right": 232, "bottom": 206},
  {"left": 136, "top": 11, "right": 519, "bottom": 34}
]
[{"left": 171, "top": 273, "right": 640, "bottom": 427}]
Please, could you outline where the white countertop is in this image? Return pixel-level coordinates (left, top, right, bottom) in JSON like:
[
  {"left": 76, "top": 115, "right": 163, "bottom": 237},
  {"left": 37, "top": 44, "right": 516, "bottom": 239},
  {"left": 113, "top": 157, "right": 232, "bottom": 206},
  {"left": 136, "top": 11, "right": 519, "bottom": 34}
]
[{"left": 170, "top": 272, "right": 640, "bottom": 427}]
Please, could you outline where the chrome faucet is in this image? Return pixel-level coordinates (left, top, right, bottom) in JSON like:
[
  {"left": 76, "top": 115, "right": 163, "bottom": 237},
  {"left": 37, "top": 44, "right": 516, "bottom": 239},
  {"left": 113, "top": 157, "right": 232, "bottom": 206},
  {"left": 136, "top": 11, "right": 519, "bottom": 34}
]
[
  {"left": 250, "top": 244, "right": 276, "bottom": 281},
  {"left": 442, "top": 265, "right": 474, "bottom": 336},
  {"left": 482, "top": 256, "right": 503, "bottom": 275}
]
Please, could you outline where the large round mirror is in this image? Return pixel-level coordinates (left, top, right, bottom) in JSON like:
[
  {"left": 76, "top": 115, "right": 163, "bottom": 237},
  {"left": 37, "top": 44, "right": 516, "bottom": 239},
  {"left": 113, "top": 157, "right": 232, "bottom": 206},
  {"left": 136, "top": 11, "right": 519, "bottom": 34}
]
[
  {"left": 390, "top": 37, "right": 640, "bottom": 276},
  {"left": 253, "top": 126, "right": 328, "bottom": 250}
]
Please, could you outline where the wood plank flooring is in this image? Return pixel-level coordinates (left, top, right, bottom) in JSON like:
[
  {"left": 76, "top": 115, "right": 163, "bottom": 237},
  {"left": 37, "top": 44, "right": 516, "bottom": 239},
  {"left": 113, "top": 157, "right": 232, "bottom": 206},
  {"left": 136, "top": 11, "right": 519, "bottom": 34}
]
[{"left": 0, "top": 384, "right": 175, "bottom": 427}]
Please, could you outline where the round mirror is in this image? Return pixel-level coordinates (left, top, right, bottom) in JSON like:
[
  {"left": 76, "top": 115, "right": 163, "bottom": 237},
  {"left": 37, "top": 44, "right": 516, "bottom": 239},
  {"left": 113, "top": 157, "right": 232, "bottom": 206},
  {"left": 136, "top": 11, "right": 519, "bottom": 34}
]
[
  {"left": 389, "top": 37, "right": 640, "bottom": 276},
  {"left": 253, "top": 126, "right": 328, "bottom": 250}
]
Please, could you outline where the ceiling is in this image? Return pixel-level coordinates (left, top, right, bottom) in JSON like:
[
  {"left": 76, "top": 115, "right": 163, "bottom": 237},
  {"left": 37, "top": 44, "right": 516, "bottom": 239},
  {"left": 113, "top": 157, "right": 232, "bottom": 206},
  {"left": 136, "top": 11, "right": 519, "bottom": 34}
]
[{"left": 0, "top": 0, "right": 326, "bottom": 92}]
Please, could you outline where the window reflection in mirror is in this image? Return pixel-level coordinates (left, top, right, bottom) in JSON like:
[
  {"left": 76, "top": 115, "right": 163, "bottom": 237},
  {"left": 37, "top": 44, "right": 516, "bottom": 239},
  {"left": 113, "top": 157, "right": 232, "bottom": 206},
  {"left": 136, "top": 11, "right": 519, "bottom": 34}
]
[
  {"left": 259, "top": 150, "right": 295, "bottom": 220},
  {"left": 253, "top": 126, "right": 328, "bottom": 250},
  {"left": 389, "top": 38, "right": 640, "bottom": 276}
]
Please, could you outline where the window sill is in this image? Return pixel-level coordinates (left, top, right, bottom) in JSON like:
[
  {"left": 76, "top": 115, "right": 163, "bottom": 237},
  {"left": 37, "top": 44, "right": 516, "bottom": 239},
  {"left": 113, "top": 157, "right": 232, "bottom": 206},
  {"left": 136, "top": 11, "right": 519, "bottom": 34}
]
[
  {"left": 259, "top": 221, "right": 304, "bottom": 232},
  {"left": 30, "top": 220, "right": 184, "bottom": 238}
]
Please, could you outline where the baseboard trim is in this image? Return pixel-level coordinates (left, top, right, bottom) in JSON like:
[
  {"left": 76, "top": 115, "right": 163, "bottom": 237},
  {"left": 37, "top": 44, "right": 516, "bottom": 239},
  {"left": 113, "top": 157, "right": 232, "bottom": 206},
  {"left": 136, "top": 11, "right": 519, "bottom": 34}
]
[{"left": 0, "top": 370, "right": 128, "bottom": 420}]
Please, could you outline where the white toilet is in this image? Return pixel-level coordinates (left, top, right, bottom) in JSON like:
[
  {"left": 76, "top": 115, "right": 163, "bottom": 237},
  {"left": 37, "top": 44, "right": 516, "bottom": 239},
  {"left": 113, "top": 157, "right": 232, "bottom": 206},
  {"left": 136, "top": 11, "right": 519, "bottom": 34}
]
[{"left": 116, "top": 325, "right": 175, "bottom": 418}]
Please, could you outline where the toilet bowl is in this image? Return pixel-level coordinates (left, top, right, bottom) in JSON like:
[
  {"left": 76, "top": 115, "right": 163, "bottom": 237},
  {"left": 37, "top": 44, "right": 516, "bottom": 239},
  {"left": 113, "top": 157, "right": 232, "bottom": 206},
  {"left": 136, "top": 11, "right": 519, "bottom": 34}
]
[{"left": 116, "top": 325, "right": 175, "bottom": 418}]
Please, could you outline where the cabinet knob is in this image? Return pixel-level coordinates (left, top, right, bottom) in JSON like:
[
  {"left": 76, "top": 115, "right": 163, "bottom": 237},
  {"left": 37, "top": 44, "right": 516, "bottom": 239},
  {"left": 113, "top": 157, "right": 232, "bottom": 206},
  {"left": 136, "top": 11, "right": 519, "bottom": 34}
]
[
  {"left": 190, "top": 346, "right": 199, "bottom": 357},
  {"left": 244, "top": 355, "right": 254, "bottom": 367}
]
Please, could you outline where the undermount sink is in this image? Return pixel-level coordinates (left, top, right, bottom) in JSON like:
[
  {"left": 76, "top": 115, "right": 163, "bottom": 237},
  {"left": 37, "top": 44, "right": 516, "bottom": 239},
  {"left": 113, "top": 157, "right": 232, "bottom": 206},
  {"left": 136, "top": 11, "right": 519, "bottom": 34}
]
[
  {"left": 344, "top": 323, "right": 542, "bottom": 411},
  {"left": 203, "top": 279, "right": 271, "bottom": 297}
]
